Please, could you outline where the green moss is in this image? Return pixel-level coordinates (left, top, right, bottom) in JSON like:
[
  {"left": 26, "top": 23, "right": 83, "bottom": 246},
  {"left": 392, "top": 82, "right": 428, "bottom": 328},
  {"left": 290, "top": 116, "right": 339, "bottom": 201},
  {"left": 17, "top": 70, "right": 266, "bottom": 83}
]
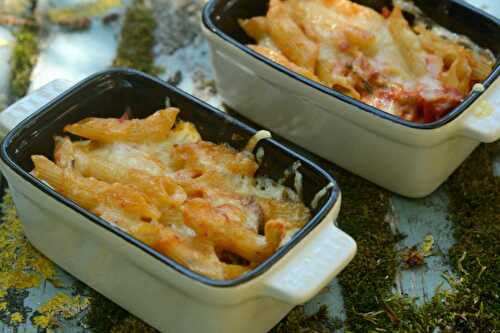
[
  {"left": 271, "top": 305, "right": 341, "bottom": 333},
  {"left": 445, "top": 144, "right": 500, "bottom": 330},
  {"left": 333, "top": 168, "right": 398, "bottom": 331},
  {"left": 83, "top": 290, "right": 159, "bottom": 333},
  {"left": 110, "top": 317, "right": 158, "bottom": 333},
  {"left": 83, "top": 291, "right": 129, "bottom": 333},
  {"left": 332, "top": 144, "right": 499, "bottom": 332},
  {"left": 372, "top": 255, "right": 497, "bottom": 332},
  {"left": 112, "top": 0, "right": 161, "bottom": 75},
  {"left": 10, "top": 24, "right": 39, "bottom": 101}
]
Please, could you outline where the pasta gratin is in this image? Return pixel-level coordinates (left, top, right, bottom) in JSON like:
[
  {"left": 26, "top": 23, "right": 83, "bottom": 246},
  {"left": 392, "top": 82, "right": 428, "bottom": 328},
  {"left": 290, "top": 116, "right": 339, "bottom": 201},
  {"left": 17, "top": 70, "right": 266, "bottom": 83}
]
[
  {"left": 239, "top": 0, "right": 495, "bottom": 122},
  {"left": 31, "top": 107, "right": 311, "bottom": 280}
]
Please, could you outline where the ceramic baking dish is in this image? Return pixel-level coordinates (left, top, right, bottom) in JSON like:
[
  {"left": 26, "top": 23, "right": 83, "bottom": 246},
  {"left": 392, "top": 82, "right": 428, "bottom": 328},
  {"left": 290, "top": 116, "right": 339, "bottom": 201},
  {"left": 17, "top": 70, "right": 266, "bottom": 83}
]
[
  {"left": 0, "top": 69, "right": 356, "bottom": 333},
  {"left": 202, "top": 0, "right": 500, "bottom": 198}
]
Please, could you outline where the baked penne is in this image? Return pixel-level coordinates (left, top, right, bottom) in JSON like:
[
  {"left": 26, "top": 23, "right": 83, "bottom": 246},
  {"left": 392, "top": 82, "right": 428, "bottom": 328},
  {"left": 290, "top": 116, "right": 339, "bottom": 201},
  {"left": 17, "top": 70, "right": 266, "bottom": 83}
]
[
  {"left": 31, "top": 108, "right": 311, "bottom": 280},
  {"left": 72, "top": 146, "right": 187, "bottom": 206},
  {"left": 238, "top": 17, "right": 268, "bottom": 41},
  {"left": 266, "top": 0, "right": 318, "bottom": 72},
  {"left": 183, "top": 198, "right": 287, "bottom": 263},
  {"left": 249, "top": 45, "right": 320, "bottom": 82},
  {"left": 240, "top": 0, "right": 494, "bottom": 123},
  {"left": 387, "top": 6, "right": 427, "bottom": 76},
  {"left": 32, "top": 155, "right": 161, "bottom": 224},
  {"left": 64, "top": 107, "right": 179, "bottom": 143}
]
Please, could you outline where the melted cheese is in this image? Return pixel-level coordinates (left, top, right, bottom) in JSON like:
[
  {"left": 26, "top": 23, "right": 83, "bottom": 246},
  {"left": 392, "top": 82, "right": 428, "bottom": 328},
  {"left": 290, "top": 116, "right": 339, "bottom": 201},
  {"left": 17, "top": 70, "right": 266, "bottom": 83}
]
[
  {"left": 241, "top": 0, "right": 494, "bottom": 122},
  {"left": 68, "top": 115, "right": 309, "bottom": 277},
  {"left": 36, "top": 110, "right": 313, "bottom": 280}
]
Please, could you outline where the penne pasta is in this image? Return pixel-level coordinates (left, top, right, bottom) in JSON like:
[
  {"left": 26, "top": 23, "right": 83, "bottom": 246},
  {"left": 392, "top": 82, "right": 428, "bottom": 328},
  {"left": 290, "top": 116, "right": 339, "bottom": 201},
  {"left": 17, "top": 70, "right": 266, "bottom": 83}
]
[
  {"left": 64, "top": 107, "right": 179, "bottom": 143},
  {"left": 257, "top": 197, "right": 311, "bottom": 227},
  {"left": 183, "top": 199, "right": 285, "bottom": 263},
  {"left": 54, "top": 136, "right": 76, "bottom": 169},
  {"left": 415, "top": 24, "right": 493, "bottom": 83},
  {"left": 152, "top": 226, "right": 226, "bottom": 279},
  {"left": 32, "top": 155, "right": 161, "bottom": 221},
  {"left": 249, "top": 45, "right": 321, "bottom": 82},
  {"left": 240, "top": 0, "right": 494, "bottom": 123},
  {"left": 266, "top": 0, "right": 318, "bottom": 72},
  {"left": 31, "top": 109, "right": 310, "bottom": 280},
  {"left": 238, "top": 16, "right": 269, "bottom": 41},
  {"left": 440, "top": 55, "right": 472, "bottom": 95},
  {"left": 171, "top": 141, "right": 259, "bottom": 177},
  {"left": 387, "top": 6, "right": 427, "bottom": 76},
  {"left": 73, "top": 147, "right": 186, "bottom": 206},
  {"left": 32, "top": 155, "right": 102, "bottom": 210}
]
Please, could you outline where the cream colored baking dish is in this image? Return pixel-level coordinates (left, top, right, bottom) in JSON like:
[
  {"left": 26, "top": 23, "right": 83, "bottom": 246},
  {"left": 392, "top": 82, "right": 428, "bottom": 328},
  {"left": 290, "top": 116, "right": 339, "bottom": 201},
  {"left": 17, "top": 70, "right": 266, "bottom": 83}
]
[
  {"left": 202, "top": 0, "right": 500, "bottom": 197},
  {"left": 0, "top": 70, "right": 356, "bottom": 333}
]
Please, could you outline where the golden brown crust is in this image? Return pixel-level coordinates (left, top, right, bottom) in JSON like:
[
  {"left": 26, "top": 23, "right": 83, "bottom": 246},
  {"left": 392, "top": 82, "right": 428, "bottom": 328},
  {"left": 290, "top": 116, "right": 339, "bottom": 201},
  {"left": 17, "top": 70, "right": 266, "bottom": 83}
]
[{"left": 32, "top": 109, "right": 310, "bottom": 280}]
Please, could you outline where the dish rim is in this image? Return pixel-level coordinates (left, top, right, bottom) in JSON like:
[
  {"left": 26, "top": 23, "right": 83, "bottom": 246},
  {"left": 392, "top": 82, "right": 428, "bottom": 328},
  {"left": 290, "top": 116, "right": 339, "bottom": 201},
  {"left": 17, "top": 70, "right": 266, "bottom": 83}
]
[
  {"left": 0, "top": 68, "right": 340, "bottom": 288},
  {"left": 202, "top": 0, "right": 500, "bottom": 130}
]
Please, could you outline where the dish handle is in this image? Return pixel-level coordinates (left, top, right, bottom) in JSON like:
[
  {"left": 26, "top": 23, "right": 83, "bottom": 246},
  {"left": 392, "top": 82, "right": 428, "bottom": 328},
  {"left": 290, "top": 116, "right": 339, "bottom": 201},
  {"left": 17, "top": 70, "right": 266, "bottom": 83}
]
[
  {"left": 262, "top": 210, "right": 357, "bottom": 305},
  {"left": 458, "top": 80, "right": 500, "bottom": 143},
  {"left": 0, "top": 80, "right": 74, "bottom": 134}
]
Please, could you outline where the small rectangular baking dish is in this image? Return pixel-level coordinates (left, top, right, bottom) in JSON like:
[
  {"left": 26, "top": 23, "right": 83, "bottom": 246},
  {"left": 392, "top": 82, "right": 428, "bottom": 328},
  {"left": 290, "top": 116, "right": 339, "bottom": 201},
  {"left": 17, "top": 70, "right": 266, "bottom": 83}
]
[
  {"left": 0, "top": 69, "right": 356, "bottom": 333},
  {"left": 202, "top": 0, "right": 500, "bottom": 197}
]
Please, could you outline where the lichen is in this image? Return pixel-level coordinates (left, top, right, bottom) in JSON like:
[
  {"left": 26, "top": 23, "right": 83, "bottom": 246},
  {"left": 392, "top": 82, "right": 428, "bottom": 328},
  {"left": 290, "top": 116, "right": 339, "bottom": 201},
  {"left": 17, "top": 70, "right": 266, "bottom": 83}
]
[
  {"left": 10, "top": 311, "right": 23, "bottom": 324},
  {"left": 30, "top": 293, "right": 89, "bottom": 330},
  {"left": 10, "top": 23, "right": 38, "bottom": 101},
  {"left": 0, "top": 191, "right": 55, "bottom": 291},
  {"left": 47, "top": 0, "right": 122, "bottom": 24},
  {"left": 0, "top": 289, "right": 30, "bottom": 327},
  {"left": 153, "top": 1, "right": 202, "bottom": 55},
  {"left": 0, "top": 191, "right": 55, "bottom": 326},
  {"left": 112, "top": 0, "right": 161, "bottom": 75},
  {"left": 32, "top": 314, "right": 50, "bottom": 328}
]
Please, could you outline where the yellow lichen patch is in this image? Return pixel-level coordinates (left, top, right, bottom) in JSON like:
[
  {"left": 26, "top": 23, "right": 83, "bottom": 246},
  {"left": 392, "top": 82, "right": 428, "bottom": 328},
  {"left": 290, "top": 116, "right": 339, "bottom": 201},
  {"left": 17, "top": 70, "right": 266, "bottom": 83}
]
[
  {"left": 48, "top": 0, "right": 122, "bottom": 23},
  {"left": 37, "top": 293, "right": 90, "bottom": 318},
  {"left": 33, "top": 315, "right": 50, "bottom": 328},
  {"left": 33, "top": 293, "right": 90, "bottom": 330},
  {"left": 0, "top": 192, "right": 55, "bottom": 293},
  {"left": 10, "top": 312, "right": 23, "bottom": 324},
  {"left": 0, "top": 302, "right": 7, "bottom": 311}
]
